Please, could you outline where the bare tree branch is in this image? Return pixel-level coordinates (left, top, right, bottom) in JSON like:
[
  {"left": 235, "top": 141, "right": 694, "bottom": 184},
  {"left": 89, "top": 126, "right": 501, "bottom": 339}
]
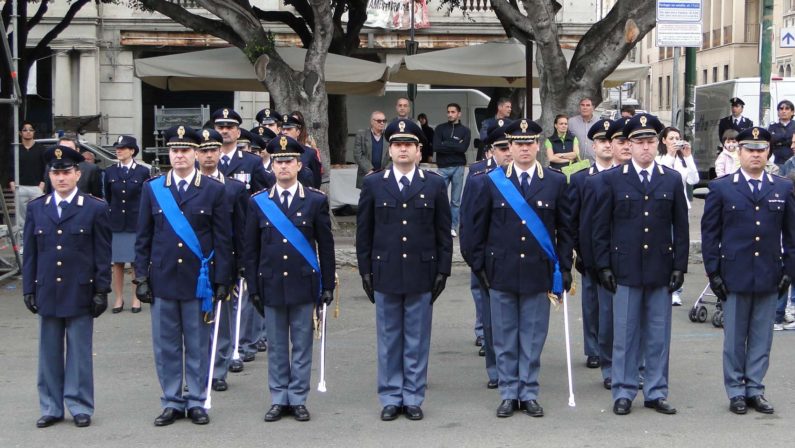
[
  {"left": 252, "top": 6, "right": 312, "bottom": 48},
  {"left": 285, "top": 0, "right": 315, "bottom": 32},
  {"left": 26, "top": 0, "right": 49, "bottom": 30},
  {"left": 139, "top": 0, "right": 246, "bottom": 48},
  {"left": 29, "top": 0, "right": 91, "bottom": 67}
]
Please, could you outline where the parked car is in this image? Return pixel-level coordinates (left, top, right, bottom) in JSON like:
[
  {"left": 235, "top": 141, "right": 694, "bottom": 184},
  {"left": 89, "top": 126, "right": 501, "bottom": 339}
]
[{"left": 36, "top": 138, "right": 152, "bottom": 171}]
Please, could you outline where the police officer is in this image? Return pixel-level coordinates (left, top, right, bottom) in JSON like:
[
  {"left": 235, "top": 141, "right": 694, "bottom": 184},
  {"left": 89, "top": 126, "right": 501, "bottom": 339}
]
[
  {"left": 244, "top": 135, "right": 336, "bottom": 422},
  {"left": 356, "top": 119, "right": 453, "bottom": 421},
  {"left": 256, "top": 107, "right": 282, "bottom": 134},
  {"left": 465, "top": 118, "right": 574, "bottom": 418},
  {"left": 195, "top": 129, "right": 248, "bottom": 392},
  {"left": 213, "top": 107, "right": 275, "bottom": 192},
  {"left": 253, "top": 125, "right": 278, "bottom": 171},
  {"left": 718, "top": 97, "right": 754, "bottom": 142},
  {"left": 23, "top": 145, "right": 112, "bottom": 428},
  {"left": 105, "top": 135, "right": 150, "bottom": 314},
  {"left": 568, "top": 119, "right": 613, "bottom": 373},
  {"left": 282, "top": 114, "right": 322, "bottom": 188},
  {"left": 592, "top": 113, "right": 689, "bottom": 416},
  {"left": 134, "top": 125, "right": 233, "bottom": 426},
  {"left": 701, "top": 127, "right": 795, "bottom": 415},
  {"left": 460, "top": 119, "right": 512, "bottom": 388}
]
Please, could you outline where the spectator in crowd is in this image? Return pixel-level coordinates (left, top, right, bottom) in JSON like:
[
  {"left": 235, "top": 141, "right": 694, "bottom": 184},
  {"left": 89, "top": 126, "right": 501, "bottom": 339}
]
[
  {"left": 620, "top": 105, "right": 636, "bottom": 118},
  {"left": 770, "top": 100, "right": 794, "bottom": 170},
  {"left": 8, "top": 121, "right": 46, "bottom": 232},
  {"left": 779, "top": 133, "right": 795, "bottom": 178},
  {"left": 478, "top": 98, "right": 512, "bottom": 160},
  {"left": 715, "top": 129, "right": 741, "bottom": 177},
  {"left": 433, "top": 103, "right": 471, "bottom": 237},
  {"left": 353, "top": 111, "right": 389, "bottom": 189},
  {"left": 395, "top": 97, "right": 412, "bottom": 121},
  {"left": 46, "top": 136, "right": 103, "bottom": 198},
  {"left": 544, "top": 114, "right": 580, "bottom": 170},
  {"left": 417, "top": 113, "right": 434, "bottom": 163},
  {"left": 568, "top": 97, "right": 598, "bottom": 162}
]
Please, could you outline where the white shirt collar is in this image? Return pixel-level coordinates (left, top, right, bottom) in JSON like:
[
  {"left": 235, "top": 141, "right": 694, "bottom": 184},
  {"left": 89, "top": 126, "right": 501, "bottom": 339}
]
[
  {"left": 632, "top": 159, "right": 654, "bottom": 181},
  {"left": 173, "top": 169, "right": 197, "bottom": 187},
  {"left": 221, "top": 148, "right": 237, "bottom": 161},
  {"left": 740, "top": 168, "right": 763, "bottom": 182},
  {"left": 119, "top": 159, "right": 134, "bottom": 169},
  {"left": 275, "top": 181, "right": 299, "bottom": 203},
  {"left": 595, "top": 160, "right": 612, "bottom": 172},
  {"left": 393, "top": 165, "right": 416, "bottom": 187},
  {"left": 514, "top": 162, "right": 537, "bottom": 180},
  {"left": 54, "top": 187, "right": 79, "bottom": 205}
]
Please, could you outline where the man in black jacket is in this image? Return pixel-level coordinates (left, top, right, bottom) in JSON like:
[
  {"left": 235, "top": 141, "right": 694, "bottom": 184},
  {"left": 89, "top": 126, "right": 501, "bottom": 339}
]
[{"left": 433, "top": 103, "right": 471, "bottom": 237}]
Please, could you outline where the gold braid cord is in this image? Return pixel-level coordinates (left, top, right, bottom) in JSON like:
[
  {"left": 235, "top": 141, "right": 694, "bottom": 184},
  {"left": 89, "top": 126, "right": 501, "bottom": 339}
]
[{"left": 314, "top": 273, "right": 341, "bottom": 339}]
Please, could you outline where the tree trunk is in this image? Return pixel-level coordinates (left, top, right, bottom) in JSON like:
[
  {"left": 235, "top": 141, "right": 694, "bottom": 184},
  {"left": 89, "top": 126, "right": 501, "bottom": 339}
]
[{"left": 327, "top": 94, "right": 348, "bottom": 164}]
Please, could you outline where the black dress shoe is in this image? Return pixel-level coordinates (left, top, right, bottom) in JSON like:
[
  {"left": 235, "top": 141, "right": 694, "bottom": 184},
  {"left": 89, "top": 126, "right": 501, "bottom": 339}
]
[
  {"left": 475, "top": 336, "right": 484, "bottom": 347},
  {"left": 131, "top": 306, "right": 142, "bottom": 314},
  {"left": 729, "top": 396, "right": 747, "bottom": 414},
  {"left": 154, "top": 408, "right": 184, "bottom": 426},
  {"left": 520, "top": 400, "right": 544, "bottom": 417},
  {"left": 36, "top": 415, "right": 63, "bottom": 428},
  {"left": 229, "top": 359, "right": 244, "bottom": 373},
  {"left": 264, "top": 404, "right": 287, "bottom": 422},
  {"left": 188, "top": 407, "right": 209, "bottom": 425},
  {"left": 112, "top": 303, "right": 124, "bottom": 314},
  {"left": 487, "top": 379, "right": 498, "bottom": 389},
  {"left": 242, "top": 352, "right": 256, "bottom": 362},
  {"left": 292, "top": 405, "right": 311, "bottom": 421},
  {"left": 603, "top": 377, "right": 612, "bottom": 390},
  {"left": 496, "top": 399, "right": 517, "bottom": 418},
  {"left": 73, "top": 414, "right": 91, "bottom": 427},
  {"left": 404, "top": 405, "right": 423, "bottom": 420},
  {"left": 212, "top": 378, "right": 228, "bottom": 392},
  {"left": 380, "top": 405, "right": 400, "bottom": 421},
  {"left": 256, "top": 339, "right": 268, "bottom": 352},
  {"left": 478, "top": 346, "right": 486, "bottom": 357},
  {"left": 746, "top": 395, "right": 774, "bottom": 414},
  {"left": 586, "top": 356, "right": 601, "bottom": 368},
  {"left": 644, "top": 398, "right": 677, "bottom": 415},
  {"left": 613, "top": 398, "right": 632, "bottom": 415}
]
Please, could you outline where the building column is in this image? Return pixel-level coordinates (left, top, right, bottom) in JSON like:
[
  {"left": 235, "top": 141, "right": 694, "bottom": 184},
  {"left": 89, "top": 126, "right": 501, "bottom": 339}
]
[{"left": 53, "top": 50, "right": 73, "bottom": 118}]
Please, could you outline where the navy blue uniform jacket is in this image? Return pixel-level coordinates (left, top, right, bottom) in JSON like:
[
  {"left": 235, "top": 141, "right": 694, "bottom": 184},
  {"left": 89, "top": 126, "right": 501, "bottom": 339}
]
[
  {"left": 244, "top": 183, "right": 335, "bottom": 306},
  {"left": 104, "top": 161, "right": 150, "bottom": 233},
  {"left": 701, "top": 171, "right": 795, "bottom": 294},
  {"left": 465, "top": 163, "right": 574, "bottom": 295},
  {"left": 219, "top": 149, "right": 275, "bottom": 194},
  {"left": 567, "top": 164, "right": 607, "bottom": 274},
  {"left": 356, "top": 168, "right": 453, "bottom": 295},
  {"left": 220, "top": 175, "right": 248, "bottom": 282},
  {"left": 460, "top": 157, "right": 495, "bottom": 265},
  {"left": 134, "top": 172, "right": 233, "bottom": 300},
  {"left": 592, "top": 163, "right": 689, "bottom": 288},
  {"left": 23, "top": 192, "right": 112, "bottom": 318}
]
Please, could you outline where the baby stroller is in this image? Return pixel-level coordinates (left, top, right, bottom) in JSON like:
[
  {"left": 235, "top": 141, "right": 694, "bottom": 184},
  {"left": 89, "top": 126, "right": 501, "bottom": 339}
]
[{"left": 689, "top": 282, "right": 724, "bottom": 328}]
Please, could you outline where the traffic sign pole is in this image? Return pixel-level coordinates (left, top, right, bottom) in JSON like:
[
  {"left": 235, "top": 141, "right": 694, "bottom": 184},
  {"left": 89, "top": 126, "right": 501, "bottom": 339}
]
[{"left": 759, "top": 0, "right": 773, "bottom": 127}]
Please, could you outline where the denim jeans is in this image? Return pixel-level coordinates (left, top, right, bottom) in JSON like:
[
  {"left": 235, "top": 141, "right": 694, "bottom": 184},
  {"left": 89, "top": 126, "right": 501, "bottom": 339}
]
[{"left": 437, "top": 165, "right": 464, "bottom": 230}]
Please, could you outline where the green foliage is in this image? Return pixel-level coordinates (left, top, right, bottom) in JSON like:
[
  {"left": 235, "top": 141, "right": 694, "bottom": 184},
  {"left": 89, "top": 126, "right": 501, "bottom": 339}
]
[{"left": 243, "top": 32, "right": 276, "bottom": 63}]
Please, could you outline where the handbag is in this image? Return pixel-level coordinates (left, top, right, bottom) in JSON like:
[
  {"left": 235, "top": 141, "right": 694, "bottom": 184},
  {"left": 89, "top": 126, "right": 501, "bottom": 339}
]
[{"left": 560, "top": 151, "right": 590, "bottom": 183}]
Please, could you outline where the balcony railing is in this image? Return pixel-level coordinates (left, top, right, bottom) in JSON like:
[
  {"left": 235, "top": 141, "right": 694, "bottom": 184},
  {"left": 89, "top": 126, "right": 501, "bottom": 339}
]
[
  {"left": 744, "top": 23, "right": 759, "bottom": 43},
  {"left": 723, "top": 25, "right": 732, "bottom": 45},
  {"left": 461, "top": 0, "right": 493, "bottom": 12},
  {"left": 712, "top": 28, "right": 720, "bottom": 46},
  {"left": 702, "top": 32, "right": 711, "bottom": 49}
]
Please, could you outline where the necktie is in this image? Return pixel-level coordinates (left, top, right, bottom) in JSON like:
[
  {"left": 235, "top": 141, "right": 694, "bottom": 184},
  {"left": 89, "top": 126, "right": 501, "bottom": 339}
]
[
  {"left": 520, "top": 172, "right": 530, "bottom": 196},
  {"left": 400, "top": 176, "right": 411, "bottom": 199},
  {"left": 178, "top": 179, "right": 187, "bottom": 201},
  {"left": 640, "top": 169, "right": 650, "bottom": 191},
  {"left": 749, "top": 179, "right": 760, "bottom": 202},
  {"left": 221, "top": 155, "right": 230, "bottom": 168},
  {"left": 58, "top": 200, "right": 68, "bottom": 218},
  {"left": 281, "top": 190, "right": 291, "bottom": 211},
  {"left": 122, "top": 166, "right": 129, "bottom": 177},
  {"left": 734, "top": 118, "right": 739, "bottom": 126}
]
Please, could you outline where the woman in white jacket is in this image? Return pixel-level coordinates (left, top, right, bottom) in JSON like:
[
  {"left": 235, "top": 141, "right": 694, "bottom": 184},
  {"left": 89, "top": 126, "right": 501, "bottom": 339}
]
[{"left": 656, "top": 126, "right": 699, "bottom": 306}]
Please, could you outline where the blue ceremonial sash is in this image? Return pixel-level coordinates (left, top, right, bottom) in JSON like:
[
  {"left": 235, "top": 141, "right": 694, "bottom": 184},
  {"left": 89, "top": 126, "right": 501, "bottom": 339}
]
[
  {"left": 488, "top": 166, "right": 563, "bottom": 295},
  {"left": 252, "top": 192, "right": 322, "bottom": 301},
  {"left": 150, "top": 177, "right": 215, "bottom": 313}
]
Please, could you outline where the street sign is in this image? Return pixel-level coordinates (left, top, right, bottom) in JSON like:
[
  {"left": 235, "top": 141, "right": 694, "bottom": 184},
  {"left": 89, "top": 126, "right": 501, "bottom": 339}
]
[
  {"left": 657, "top": 0, "right": 702, "bottom": 23},
  {"left": 657, "top": 22, "right": 703, "bottom": 47},
  {"left": 782, "top": 28, "right": 795, "bottom": 48}
]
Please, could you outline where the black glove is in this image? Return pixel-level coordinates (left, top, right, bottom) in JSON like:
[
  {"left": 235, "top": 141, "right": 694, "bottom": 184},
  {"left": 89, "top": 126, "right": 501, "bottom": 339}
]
[
  {"left": 431, "top": 274, "right": 448, "bottom": 304},
  {"left": 214, "top": 284, "right": 229, "bottom": 303},
  {"left": 134, "top": 277, "right": 154, "bottom": 304},
  {"left": 321, "top": 290, "right": 334, "bottom": 305},
  {"left": 91, "top": 293, "right": 108, "bottom": 318},
  {"left": 361, "top": 274, "right": 375, "bottom": 304},
  {"left": 778, "top": 274, "right": 791, "bottom": 297},
  {"left": 668, "top": 270, "right": 685, "bottom": 293},
  {"left": 562, "top": 271, "right": 573, "bottom": 292},
  {"left": 250, "top": 293, "right": 265, "bottom": 317},
  {"left": 476, "top": 270, "right": 490, "bottom": 290},
  {"left": 598, "top": 268, "right": 617, "bottom": 294},
  {"left": 708, "top": 273, "right": 729, "bottom": 302},
  {"left": 23, "top": 293, "right": 37, "bottom": 314}
]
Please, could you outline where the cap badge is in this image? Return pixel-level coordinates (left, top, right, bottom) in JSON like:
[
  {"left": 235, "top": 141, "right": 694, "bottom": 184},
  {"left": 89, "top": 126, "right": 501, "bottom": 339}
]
[
  {"left": 604, "top": 121, "right": 610, "bottom": 130},
  {"left": 283, "top": 115, "right": 289, "bottom": 122},
  {"left": 398, "top": 121, "right": 406, "bottom": 132},
  {"left": 223, "top": 109, "right": 229, "bottom": 118},
  {"left": 752, "top": 128, "right": 760, "bottom": 139},
  {"left": 279, "top": 136, "right": 288, "bottom": 150},
  {"left": 640, "top": 116, "right": 647, "bottom": 127},
  {"left": 202, "top": 129, "right": 210, "bottom": 141},
  {"left": 264, "top": 108, "right": 270, "bottom": 116},
  {"left": 520, "top": 120, "right": 528, "bottom": 133},
  {"left": 177, "top": 126, "right": 185, "bottom": 138},
  {"left": 118, "top": 136, "right": 124, "bottom": 143},
  {"left": 54, "top": 148, "right": 63, "bottom": 160},
  {"left": 257, "top": 127, "right": 264, "bottom": 135}
]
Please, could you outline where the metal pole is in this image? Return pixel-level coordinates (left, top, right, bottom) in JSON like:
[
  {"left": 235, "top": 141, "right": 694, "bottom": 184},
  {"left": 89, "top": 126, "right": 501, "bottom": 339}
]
[
  {"left": 406, "top": 0, "right": 417, "bottom": 117},
  {"left": 758, "top": 0, "right": 774, "bottom": 127},
  {"left": 526, "top": 41, "right": 533, "bottom": 119},
  {"left": 683, "top": 47, "right": 697, "bottom": 142},
  {"left": 671, "top": 47, "right": 680, "bottom": 127}
]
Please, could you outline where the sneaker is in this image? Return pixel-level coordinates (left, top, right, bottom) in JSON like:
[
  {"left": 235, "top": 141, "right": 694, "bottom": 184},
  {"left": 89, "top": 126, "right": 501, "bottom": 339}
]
[
  {"left": 671, "top": 292, "right": 682, "bottom": 306},
  {"left": 774, "top": 323, "right": 785, "bottom": 331},
  {"left": 783, "top": 321, "right": 795, "bottom": 330},
  {"left": 451, "top": 229, "right": 458, "bottom": 238},
  {"left": 785, "top": 312, "right": 795, "bottom": 324}
]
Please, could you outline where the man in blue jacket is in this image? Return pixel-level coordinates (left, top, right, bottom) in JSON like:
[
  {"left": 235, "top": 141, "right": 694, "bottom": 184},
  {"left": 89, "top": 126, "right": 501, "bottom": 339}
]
[{"left": 433, "top": 103, "right": 471, "bottom": 237}]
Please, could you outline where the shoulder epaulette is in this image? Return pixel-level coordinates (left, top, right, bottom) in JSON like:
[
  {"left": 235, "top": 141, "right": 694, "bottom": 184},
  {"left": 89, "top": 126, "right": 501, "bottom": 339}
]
[
  {"left": 29, "top": 193, "right": 48, "bottom": 204},
  {"left": 423, "top": 169, "right": 441, "bottom": 177},
  {"left": 205, "top": 175, "right": 223, "bottom": 183},
  {"left": 365, "top": 169, "right": 384, "bottom": 177},
  {"left": 306, "top": 186, "right": 327, "bottom": 195},
  {"left": 86, "top": 194, "right": 107, "bottom": 203},
  {"left": 251, "top": 188, "right": 269, "bottom": 198},
  {"left": 145, "top": 174, "right": 165, "bottom": 183}
]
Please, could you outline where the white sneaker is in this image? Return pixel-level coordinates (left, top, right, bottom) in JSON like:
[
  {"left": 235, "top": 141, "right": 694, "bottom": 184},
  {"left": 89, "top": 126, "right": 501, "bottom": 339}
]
[
  {"left": 451, "top": 229, "right": 457, "bottom": 237},
  {"left": 774, "top": 323, "right": 785, "bottom": 331},
  {"left": 785, "top": 312, "right": 795, "bottom": 324},
  {"left": 671, "top": 292, "right": 682, "bottom": 306},
  {"left": 783, "top": 321, "right": 795, "bottom": 330}
]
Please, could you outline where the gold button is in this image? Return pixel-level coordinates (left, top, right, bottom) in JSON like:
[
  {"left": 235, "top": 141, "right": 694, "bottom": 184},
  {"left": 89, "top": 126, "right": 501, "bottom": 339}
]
[
  {"left": 56, "top": 261, "right": 62, "bottom": 266},
  {"left": 755, "top": 236, "right": 760, "bottom": 241},
  {"left": 501, "top": 203, "right": 505, "bottom": 207},
  {"left": 158, "top": 209, "right": 162, "bottom": 213},
  {"left": 178, "top": 258, "right": 183, "bottom": 263},
  {"left": 283, "top": 255, "right": 288, "bottom": 260},
  {"left": 122, "top": 190, "right": 126, "bottom": 194},
  {"left": 521, "top": 220, "right": 526, "bottom": 225},
  {"left": 57, "top": 229, "right": 62, "bottom": 235},
  {"left": 644, "top": 195, "right": 649, "bottom": 200},
  {"left": 376, "top": 256, "right": 380, "bottom": 260},
  {"left": 521, "top": 236, "right": 526, "bottom": 241},
  {"left": 754, "top": 252, "right": 759, "bottom": 257},
  {"left": 122, "top": 210, "right": 126, "bottom": 213},
  {"left": 283, "top": 272, "right": 288, "bottom": 277},
  {"left": 402, "top": 237, "right": 407, "bottom": 242},
  {"left": 56, "top": 277, "right": 61, "bottom": 282},
  {"left": 755, "top": 206, "right": 760, "bottom": 211},
  {"left": 122, "top": 200, "right": 126, "bottom": 203},
  {"left": 756, "top": 221, "right": 761, "bottom": 226},
  {"left": 383, "top": 202, "right": 387, "bottom": 206},
  {"left": 643, "top": 244, "right": 648, "bottom": 249},
  {"left": 520, "top": 254, "right": 525, "bottom": 258},
  {"left": 283, "top": 239, "right": 288, "bottom": 243},
  {"left": 178, "top": 242, "right": 183, "bottom": 248},
  {"left": 403, "top": 204, "right": 407, "bottom": 208},
  {"left": 644, "top": 211, "right": 649, "bottom": 216},
  {"left": 56, "top": 245, "right": 62, "bottom": 250},
  {"left": 402, "top": 220, "right": 407, "bottom": 225},
  {"left": 644, "top": 228, "right": 649, "bottom": 232},
  {"left": 200, "top": 210, "right": 205, "bottom": 214},
  {"left": 403, "top": 254, "right": 407, "bottom": 258}
]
